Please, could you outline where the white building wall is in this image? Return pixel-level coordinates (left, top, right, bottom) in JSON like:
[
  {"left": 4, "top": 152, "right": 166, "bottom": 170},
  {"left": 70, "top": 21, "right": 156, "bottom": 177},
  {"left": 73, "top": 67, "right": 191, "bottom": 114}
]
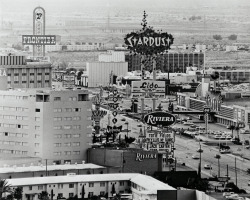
[
  {"left": 98, "top": 51, "right": 125, "bottom": 62},
  {"left": 86, "top": 62, "right": 128, "bottom": 87}
]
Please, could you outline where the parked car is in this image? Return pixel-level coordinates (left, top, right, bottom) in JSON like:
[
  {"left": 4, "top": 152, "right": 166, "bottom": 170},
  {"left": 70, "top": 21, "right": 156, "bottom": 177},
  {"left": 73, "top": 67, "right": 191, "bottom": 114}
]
[
  {"left": 190, "top": 124, "right": 197, "bottom": 128},
  {"left": 214, "top": 135, "right": 221, "bottom": 140},
  {"left": 226, "top": 194, "right": 239, "bottom": 200},
  {"left": 220, "top": 149, "right": 231, "bottom": 154},
  {"left": 187, "top": 117, "right": 192, "bottom": 120},
  {"left": 192, "top": 154, "right": 200, "bottom": 159},
  {"left": 183, "top": 121, "right": 194, "bottom": 126},
  {"left": 223, "top": 192, "right": 234, "bottom": 197},
  {"left": 204, "top": 164, "right": 212, "bottom": 169}
]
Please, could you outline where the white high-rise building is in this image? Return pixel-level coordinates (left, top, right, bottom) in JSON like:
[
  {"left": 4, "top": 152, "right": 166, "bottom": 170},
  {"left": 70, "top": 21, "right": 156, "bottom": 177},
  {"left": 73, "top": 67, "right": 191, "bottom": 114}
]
[{"left": 98, "top": 50, "right": 125, "bottom": 62}]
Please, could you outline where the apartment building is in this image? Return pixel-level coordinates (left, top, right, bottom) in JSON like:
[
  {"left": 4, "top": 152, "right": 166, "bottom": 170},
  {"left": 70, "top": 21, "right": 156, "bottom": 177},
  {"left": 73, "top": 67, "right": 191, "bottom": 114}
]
[
  {"left": 0, "top": 88, "right": 92, "bottom": 164},
  {"left": 6, "top": 173, "right": 175, "bottom": 200}
]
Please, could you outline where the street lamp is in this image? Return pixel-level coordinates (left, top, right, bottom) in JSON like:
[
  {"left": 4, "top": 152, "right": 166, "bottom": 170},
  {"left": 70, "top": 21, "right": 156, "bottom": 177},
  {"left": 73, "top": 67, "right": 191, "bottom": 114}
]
[
  {"left": 197, "top": 144, "right": 203, "bottom": 178},
  {"left": 125, "top": 121, "right": 129, "bottom": 137}
]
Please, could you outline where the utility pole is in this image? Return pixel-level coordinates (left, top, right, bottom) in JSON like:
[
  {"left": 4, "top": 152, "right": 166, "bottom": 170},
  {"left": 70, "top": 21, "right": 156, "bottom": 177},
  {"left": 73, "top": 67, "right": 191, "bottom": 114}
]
[
  {"left": 235, "top": 157, "right": 237, "bottom": 187},
  {"left": 46, "top": 159, "right": 48, "bottom": 176}
]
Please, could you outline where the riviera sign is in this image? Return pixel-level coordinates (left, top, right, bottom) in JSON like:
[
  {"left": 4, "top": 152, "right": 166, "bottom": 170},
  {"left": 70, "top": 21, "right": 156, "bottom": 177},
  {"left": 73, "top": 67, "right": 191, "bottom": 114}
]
[
  {"left": 144, "top": 111, "right": 176, "bottom": 127},
  {"left": 135, "top": 153, "right": 157, "bottom": 162}
]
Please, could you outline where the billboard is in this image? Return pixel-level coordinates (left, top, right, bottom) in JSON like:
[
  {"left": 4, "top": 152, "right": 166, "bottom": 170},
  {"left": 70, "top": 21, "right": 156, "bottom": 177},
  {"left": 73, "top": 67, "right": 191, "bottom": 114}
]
[
  {"left": 144, "top": 111, "right": 176, "bottom": 127},
  {"left": 131, "top": 80, "right": 165, "bottom": 98},
  {"left": 62, "top": 75, "right": 75, "bottom": 87},
  {"left": 22, "top": 35, "right": 56, "bottom": 45}
]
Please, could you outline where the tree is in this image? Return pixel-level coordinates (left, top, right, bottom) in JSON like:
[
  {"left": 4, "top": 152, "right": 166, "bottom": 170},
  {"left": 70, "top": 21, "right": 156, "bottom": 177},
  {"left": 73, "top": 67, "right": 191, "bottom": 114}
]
[
  {"left": 213, "top": 35, "right": 222, "bottom": 40},
  {"left": 38, "top": 191, "right": 49, "bottom": 200},
  {"left": 228, "top": 34, "right": 237, "bottom": 40},
  {"left": 111, "top": 184, "right": 116, "bottom": 196},
  {"left": 228, "top": 125, "right": 235, "bottom": 137},
  {"left": 0, "top": 179, "right": 12, "bottom": 199},
  {"left": 215, "top": 154, "right": 221, "bottom": 177},
  {"left": 13, "top": 187, "right": 23, "bottom": 200}
]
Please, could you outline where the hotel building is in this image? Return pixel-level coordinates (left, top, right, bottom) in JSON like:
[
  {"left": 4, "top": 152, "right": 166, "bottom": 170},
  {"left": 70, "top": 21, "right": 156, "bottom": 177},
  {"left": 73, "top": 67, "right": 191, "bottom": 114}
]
[
  {"left": 125, "top": 52, "right": 204, "bottom": 72},
  {"left": 0, "top": 55, "right": 52, "bottom": 89},
  {"left": 0, "top": 88, "right": 92, "bottom": 164}
]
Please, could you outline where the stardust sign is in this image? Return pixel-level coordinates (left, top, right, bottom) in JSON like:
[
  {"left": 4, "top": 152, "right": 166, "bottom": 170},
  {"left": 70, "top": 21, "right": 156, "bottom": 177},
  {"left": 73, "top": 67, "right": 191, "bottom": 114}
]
[
  {"left": 22, "top": 35, "right": 56, "bottom": 45},
  {"left": 124, "top": 28, "right": 174, "bottom": 55},
  {"left": 144, "top": 111, "right": 176, "bottom": 127}
]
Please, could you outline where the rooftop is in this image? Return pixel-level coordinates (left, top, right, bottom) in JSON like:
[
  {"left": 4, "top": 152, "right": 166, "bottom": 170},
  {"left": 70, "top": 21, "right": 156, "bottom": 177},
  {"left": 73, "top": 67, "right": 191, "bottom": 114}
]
[
  {"left": 0, "top": 163, "right": 105, "bottom": 174},
  {"left": 7, "top": 173, "right": 176, "bottom": 193}
]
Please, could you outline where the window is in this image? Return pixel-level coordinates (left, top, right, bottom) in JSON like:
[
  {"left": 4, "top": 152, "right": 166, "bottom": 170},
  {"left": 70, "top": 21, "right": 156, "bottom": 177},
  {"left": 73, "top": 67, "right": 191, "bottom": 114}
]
[
  {"left": 100, "top": 182, "right": 105, "bottom": 187},
  {"left": 54, "top": 97, "right": 61, "bottom": 101},
  {"left": 88, "top": 192, "right": 93, "bottom": 197},
  {"left": 38, "top": 185, "right": 43, "bottom": 190},
  {"left": 58, "top": 184, "right": 63, "bottom": 189},
  {"left": 100, "top": 191, "right": 105, "bottom": 196},
  {"left": 73, "top": 125, "right": 81, "bottom": 130},
  {"left": 64, "top": 142, "right": 71, "bottom": 147},
  {"left": 69, "top": 184, "right": 74, "bottom": 188},
  {"left": 54, "top": 117, "right": 62, "bottom": 121},
  {"left": 35, "top": 143, "right": 39, "bottom": 147},
  {"left": 54, "top": 108, "right": 62, "bottom": 112},
  {"left": 17, "top": 124, "right": 21, "bottom": 128},
  {"left": 69, "top": 97, "right": 77, "bottom": 101},
  {"left": 54, "top": 126, "right": 62, "bottom": 130},
  {"left": 64, "top": 134, "right": 71, "bottom": 138},
  {"left": 69, "top": 193, "right": 74, "bottom": 197},
  {"left": 89, "top": 183, "right": 94, "bottom": 187},
  {"left": 54, "top": 143, "right": 61, "bottom": 147},
  {"left": 64, "top": 125, "right": 72, "bottom": 130},
  {"left": 54, "top": 134, "right": 62, "bottom": 138},
  {"left": 72, "top": 142, "right": 80, "bottom": 146},
  {"left": 120, "top": 181, "right": 124, "bottom": 186},
  {"left": 29, "top": 186, "right": 32, "bottom": 190},
  {"left": 64, "top": 151, "right": 71, "bottom": 155},
  {"left": 5, "top": 132, "right": 8, "bottom": 136},
  {"left": 36, "top": 108, "right": 40, "bottom": 112},
  {"left": 73, "top": 116, "right": 81, "bottom": 121},
  {"left": 74, "top": 108, "right": 81, "bottom": 112},
  {"left": 72, "top": 151, "right": 80, "bottom": 155},
  {"left": 72, "top": 134, "right": 80, "bottom": 138},
  {"left": 64, "top": 117, "right": 72, "bottom": 121},
  {"left": 65, "top": 108, "right": 72, "bottom": 112}
]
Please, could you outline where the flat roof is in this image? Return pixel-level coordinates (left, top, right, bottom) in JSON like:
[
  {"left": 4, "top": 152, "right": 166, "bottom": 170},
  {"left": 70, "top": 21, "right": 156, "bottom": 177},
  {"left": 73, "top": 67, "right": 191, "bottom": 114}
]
[
  {"left": 0, "top": 163, "right": 105, "bottom": 174},
  {"left": 7, "top": 173, "right": 175, "bottom": 193},
  {"left": 223, "top": 98, "right": 250, "bottom": 107}
]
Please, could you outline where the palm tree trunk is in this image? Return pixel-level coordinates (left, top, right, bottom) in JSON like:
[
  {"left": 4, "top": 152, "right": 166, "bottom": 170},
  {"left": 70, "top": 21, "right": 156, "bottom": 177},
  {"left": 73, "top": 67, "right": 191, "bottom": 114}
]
[{"left": 218, "top": 159, "right": 220, "bottom": 177}]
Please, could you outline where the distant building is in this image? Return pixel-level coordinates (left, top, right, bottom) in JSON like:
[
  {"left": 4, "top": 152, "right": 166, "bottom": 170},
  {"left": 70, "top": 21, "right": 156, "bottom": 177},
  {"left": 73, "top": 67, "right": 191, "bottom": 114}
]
[
  {"left": 0, "top": 88, "right": 92, "bottom": 164},
  {"left": 98, "top": 50, "right": 125, "bottom": 62},
  {"left": 125, "top": 52, "right": 204, "bottom": 72},
  {"left": 84, "top": 62, "right": 128, "bottom": 87},
  {"left": 226, "top": 46, "right": 238, "bottom": 52},
  {"left": 0, "top": 55, "right": 52, "bottom": 89},
  {"left": 0, "top": 162, "right": 106, "bottom": 179}
]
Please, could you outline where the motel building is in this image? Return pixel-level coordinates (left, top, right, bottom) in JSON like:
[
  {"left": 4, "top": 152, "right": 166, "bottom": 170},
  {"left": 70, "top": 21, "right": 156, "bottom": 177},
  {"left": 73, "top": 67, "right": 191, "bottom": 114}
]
[{"left": 5, "top": 173, "right": 175, "bottom": 200}]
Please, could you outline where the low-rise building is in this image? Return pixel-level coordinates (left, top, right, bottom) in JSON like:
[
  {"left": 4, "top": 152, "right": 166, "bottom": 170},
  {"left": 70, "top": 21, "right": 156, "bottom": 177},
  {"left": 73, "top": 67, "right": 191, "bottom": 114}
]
[{"left": 6, "top": 173, "right": 175, "bottom": 200}]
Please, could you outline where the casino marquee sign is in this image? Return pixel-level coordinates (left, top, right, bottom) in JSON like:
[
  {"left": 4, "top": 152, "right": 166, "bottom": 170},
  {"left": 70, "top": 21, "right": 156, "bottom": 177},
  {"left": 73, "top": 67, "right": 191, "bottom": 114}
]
[
  {"left": 124, "top": 28, "right": 174, "bottom": 55},
  {"left": 144, "top": 111, "right": 176, "bottom": 127}
]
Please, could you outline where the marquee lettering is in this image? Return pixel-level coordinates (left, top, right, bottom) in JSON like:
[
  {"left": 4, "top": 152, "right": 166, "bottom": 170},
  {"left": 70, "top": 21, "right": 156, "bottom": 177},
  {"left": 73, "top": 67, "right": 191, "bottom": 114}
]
[
  {"left": 135, "top": 153, "right": 157, "bottom": 162},
  {"left": 0, "top": 69, "right": 7, "bottom": 77}
]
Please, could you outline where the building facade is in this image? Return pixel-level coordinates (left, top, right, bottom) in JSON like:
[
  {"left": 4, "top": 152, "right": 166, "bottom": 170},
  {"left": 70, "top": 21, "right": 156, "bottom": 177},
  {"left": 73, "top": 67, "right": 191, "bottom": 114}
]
[
  {"left": 86, "top": 62, "right": 128, "bottom": 87},
  {"left": 6, "top": 173, "right": 175, "bottom": 200},
  {"left": 0, "top": 55, "right": 52, "bottom": 89},
  {"left": 0, "top": 89, "right": 92, "bottom": 164},
  {"left": 125, "top": 52, "right": 204, "bottom": 72},
  {"left": 98, "top": 51, "right": 125, "bottom": 62}
]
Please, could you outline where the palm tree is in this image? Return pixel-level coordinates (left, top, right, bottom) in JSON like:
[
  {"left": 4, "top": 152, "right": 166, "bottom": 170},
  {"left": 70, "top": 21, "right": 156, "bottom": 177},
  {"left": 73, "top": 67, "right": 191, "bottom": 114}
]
[
  {"left": 215, "top": 154, "right": 221, "bottom": 177},
  {"left": 228, "top": 125, "right": 235, "bottom": 137},
  {"left": 0, "top": 179, "right": 12, "bottom": 199}
]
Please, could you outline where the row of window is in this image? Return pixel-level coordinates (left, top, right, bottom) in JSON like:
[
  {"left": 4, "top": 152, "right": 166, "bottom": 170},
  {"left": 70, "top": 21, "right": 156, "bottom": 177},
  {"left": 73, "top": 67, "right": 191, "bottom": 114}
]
[
  {"left": 0, "top": 123, "right": 29, "bottom": 129},
  {"left": 10, "top": 68, "right": 50, "bottom": 73},
  {"left": 54, "top": 108, "right": 81, "bottom": 112},
  {"left": 0, "top": 115, "right": 29, "bottom": 120},
  {"left": 54, "top": 97, "right": 78, "bottom": 101},
  {"left": 0, "top": 95, "right": 29, "bottom": 100},
  {"left": 54, "top": 116, "right": 81, "bottom": 121},
  {"left": 0, "top": 141, "right": 28, "bottom": 146},
  {"left": 0, "top": 106, "right": 29, "bottom": 112},
  {"left": 32, "top": 181, "right": 125, "bottom": 191},
  {"left": 54, "top": 142, "right": 80, "bottom": 147},
  {"left": 54, "top": 134, "right": 80, "bottom": 138},
  {"left": 53, "top": 151, "right": 80, "bottom": 156},
  {"left": 0, "top": 132, "right": 28, "bottom": 137},
  {"left": 0, "top": 149, "right": 27, "bottom": 155},
  {"left": 54, "top": 125, "right": 81, "bottom": 130}
]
